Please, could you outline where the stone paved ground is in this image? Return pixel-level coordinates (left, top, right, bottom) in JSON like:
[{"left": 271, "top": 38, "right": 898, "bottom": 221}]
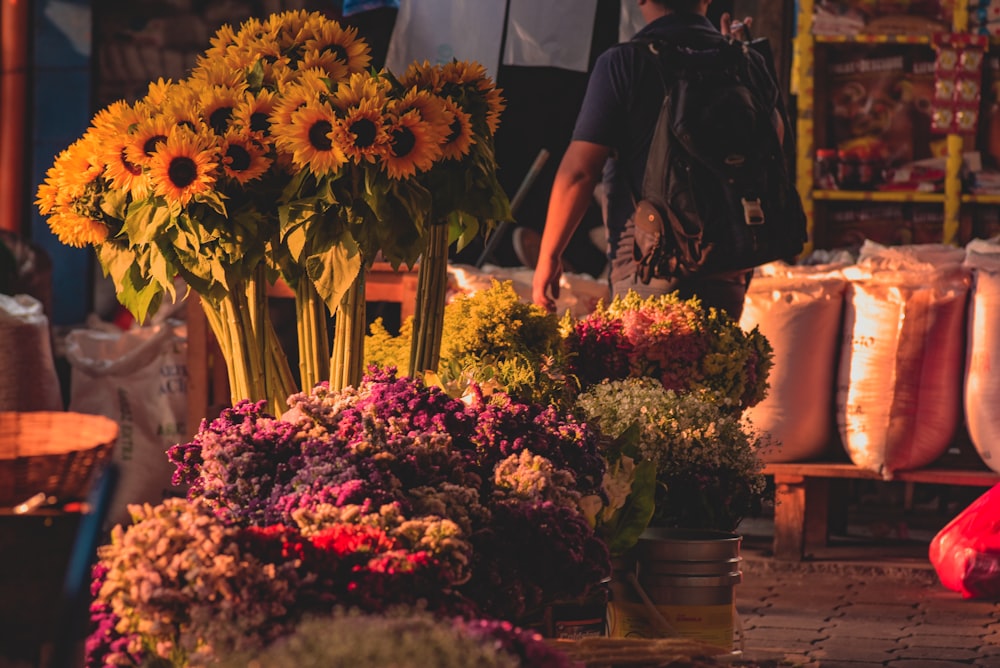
[{"left": 734, "top": 536, "right": 1000, "bottom": 667}]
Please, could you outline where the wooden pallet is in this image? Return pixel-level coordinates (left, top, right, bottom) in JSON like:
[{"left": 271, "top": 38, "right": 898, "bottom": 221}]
[{"left": 763, "top": 462, "right": 1000, "bottom": 561}]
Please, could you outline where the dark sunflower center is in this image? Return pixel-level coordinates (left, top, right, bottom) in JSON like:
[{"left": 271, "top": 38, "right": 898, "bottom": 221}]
[
  {"left": 209, "top": 106, "right": 234, "bottom": 135},
  {"left": 167, "top": 157, "right": 198, "bottom": 188},
  {"left": 178, "top": 120, "right": 196, "bottom": 131},
  {"left": 350, "top": 118, "right": 376, "bottom": 148},
  {"left": 226, "top": 145, "right": 251, "bottom": 172},
  {"left": 323, "top": 44, "right": 348, "bottom": 62},
  {"left": 308, "top": 120, "right": 333, "bottom": 150},
  {"left": 120, "top": 149, "right": 142, "bottom": 175},
  {"left": 391, "top": 127, "right": 416, "bottom": 158},
  {"left": 143, "top": 134, "right": 167, "bottom": 156},
  {"left": 250, "top": 111, "right": 270, "bottom": 134},
  {"left": 446, "top": 119, "right": 462, "bottom": 144}
]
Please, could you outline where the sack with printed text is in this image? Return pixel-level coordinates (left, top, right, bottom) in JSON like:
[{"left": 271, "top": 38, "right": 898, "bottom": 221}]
[{"left": 65, "top": 320, "right": 188, "bottom": 528}]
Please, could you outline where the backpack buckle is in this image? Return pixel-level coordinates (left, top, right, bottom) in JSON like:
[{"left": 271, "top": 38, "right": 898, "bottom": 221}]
[{"left": 742, "top": 197, "right": 764, "bottom": 225}]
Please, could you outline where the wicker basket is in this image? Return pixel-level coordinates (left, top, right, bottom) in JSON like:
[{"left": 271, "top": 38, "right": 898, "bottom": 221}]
[{"left": 0, "top": 411, "right": 118, "bottom": 507}]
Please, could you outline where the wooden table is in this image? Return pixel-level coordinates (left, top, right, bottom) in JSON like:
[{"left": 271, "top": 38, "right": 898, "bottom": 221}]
[{"left": 763, "top": 461, "right": 1000, "bottom": 561}]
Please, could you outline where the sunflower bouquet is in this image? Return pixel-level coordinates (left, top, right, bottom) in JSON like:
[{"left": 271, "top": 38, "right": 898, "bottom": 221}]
[{"left": 35, "top": 10, "right": 510, "bottom": 411}]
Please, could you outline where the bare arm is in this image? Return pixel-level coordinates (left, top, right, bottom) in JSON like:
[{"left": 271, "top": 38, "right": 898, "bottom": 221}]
[{"left": 532, "top": 140, "right": 611, "bottom": 311}]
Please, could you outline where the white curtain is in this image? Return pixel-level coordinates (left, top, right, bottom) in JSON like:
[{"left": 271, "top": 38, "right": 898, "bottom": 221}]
[
  {"left": 385, "top": 0, "right": 507, "bottom": 76},
  {"left": 502, "top": 0, "right": 598, "bottom": 72}
]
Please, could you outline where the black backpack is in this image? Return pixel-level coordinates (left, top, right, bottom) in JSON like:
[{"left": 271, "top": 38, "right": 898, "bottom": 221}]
[{"left": 631, "top": 37, "right": 807, "bottom": 282}]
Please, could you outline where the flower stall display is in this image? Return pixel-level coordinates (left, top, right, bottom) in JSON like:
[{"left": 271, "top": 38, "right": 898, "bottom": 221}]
[
  {"left": 365, "top": 280, "right": 573, "bottom": 408},
  {"left": 35, "top": 10, "right": 510, "bottom": 410},
  {"left": 564, "top": 291, "right": 773, "bottom": 413},
  {"left": 87, "top": 368, "right": 610, "bottom": 665}
]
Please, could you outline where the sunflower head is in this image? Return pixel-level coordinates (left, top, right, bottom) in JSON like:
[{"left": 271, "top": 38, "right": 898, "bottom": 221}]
[
  {"left": 438, "top": 61, "right": 506, "bottom": 137},
  {"left": 233, "top": 89, "right": 278, "bottom": 138},
  {"left": 438, "top": 97, "right": 475, "bottom": 161},
  {"left": 272, "top": 98, "right": 346, "bottom": 177},
  {"left": 218, "top": 131, "right": 271, "bottom": 185},
  {"left": 125, "top": 114, "right": 176, "bottom": 169},
  {"left": 382, "top": 109, "right": 444, "bottom": 180},
  {"left": 300, "top": 20, "right": 372, "bottom": 82},
  {"left": 333, "top": 98, "right": 390, "bottom": 165},
  {"left": 46, "top": 210, "right": 110, "bottom": 248},
  {"left": 147, "top": 127, "right": 219, "bottom": 206},
  {"left": 199, "top": 83, "right": 249, "bottom": 136},
  {"left": 399, "top": 60, "right": 441, "bottom": 92}
]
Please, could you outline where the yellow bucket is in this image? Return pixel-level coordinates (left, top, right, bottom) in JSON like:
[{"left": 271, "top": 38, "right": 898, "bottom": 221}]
[{"left": 606, "top": 528, "right": 742, "bottom": 652}]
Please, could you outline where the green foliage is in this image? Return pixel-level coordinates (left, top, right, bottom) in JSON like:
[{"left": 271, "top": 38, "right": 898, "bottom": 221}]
[
  {"left": 365, "top": 316, "right": 412, "bottom": 372},
  {"left": 592, "top": 423, "right": 658, "bottom": 556},
  {"left": 365, "top": 280, "right": 573, "bottom": 407},
  {"left": 576, "top": 378, "right": 773, "bottom": 534}
]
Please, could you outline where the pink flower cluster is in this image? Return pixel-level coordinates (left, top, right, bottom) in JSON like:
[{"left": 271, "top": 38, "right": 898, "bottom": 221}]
[{"left": 566, "top": 291, "right": 772, "bottom": 411}]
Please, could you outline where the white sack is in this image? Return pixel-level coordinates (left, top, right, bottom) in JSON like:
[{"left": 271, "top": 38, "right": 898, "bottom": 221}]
[
  {"left": 963, "top": 237, "right": 1000, "bottom": 473},
  {"left": 0, "top": 294, "right": 62, "bottom": 411},
  {"left": 65, "top": 321, "right": 188, "bottom": 528},
  {"left": 740, "top": 262, "right": 848, "bottom": 462},
  {"left": 837, "top": 243, "right": 970, "bottom": 478}
]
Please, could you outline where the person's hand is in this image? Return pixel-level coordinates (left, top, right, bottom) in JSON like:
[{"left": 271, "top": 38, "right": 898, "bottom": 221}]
[
  {"left": 720, "top": 12, "right": 752, "bottom": 41},
  {"left": 532, "top": 254, "right": 563, "bottom": 313}
]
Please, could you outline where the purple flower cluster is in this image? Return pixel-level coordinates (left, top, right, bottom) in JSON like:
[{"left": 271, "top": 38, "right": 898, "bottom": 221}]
[
  {"left": 85, "top": 564, "right": 141, "bottom": 668},
  {"left": 458, "top": 617, "right": 578, "bottom": 668},
  {"left": 170, "top": 400, "right": 304, "bottom": 525},
  {"left": 158, "top": 367, "right": 609, "bottom": 632}
]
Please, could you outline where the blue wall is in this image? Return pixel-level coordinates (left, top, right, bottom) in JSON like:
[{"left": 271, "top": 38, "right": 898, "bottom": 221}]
[{"left": 31, "top": 0, "right": 93, "bottom": 325}]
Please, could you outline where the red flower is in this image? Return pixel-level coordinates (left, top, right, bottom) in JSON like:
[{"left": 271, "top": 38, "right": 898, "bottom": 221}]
[{"left": 311, "top": 524, "right": 398, "bottom": 556}]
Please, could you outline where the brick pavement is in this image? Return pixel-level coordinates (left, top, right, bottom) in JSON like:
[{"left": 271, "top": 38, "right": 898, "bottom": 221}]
[{"left": 734, "top": 538, "right": 1000, "bottom": 667}]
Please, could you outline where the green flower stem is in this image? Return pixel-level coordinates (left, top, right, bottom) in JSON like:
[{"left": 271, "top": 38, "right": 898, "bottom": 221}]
[
  {"left": 409, "top": 223, "right": 449, "bottom": 376},
  {"left": 330, "top": 271, "right": 366, "bottom": 390},
  {"left": 225, "top": 284, "right": 267, "bottom": 407},
  {"left": 264, "top": 307, "right": 297, "bottom": 413},
  {"left": 295, "top": 277, "right": 329, "bottom": 392},
  {"left": 246, "top": 266, "right": 277, "bottom": 406},
  {"left": 216, "top": 295, "right": 247, "bottom": 401},
  {"left": 198, "top": 298, "right": 238, "bottom": 403}
]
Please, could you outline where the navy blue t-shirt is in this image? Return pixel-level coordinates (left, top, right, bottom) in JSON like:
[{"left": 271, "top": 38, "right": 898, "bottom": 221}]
[{"left": 572, "top": 13, "right": 780, "bottom": 284}]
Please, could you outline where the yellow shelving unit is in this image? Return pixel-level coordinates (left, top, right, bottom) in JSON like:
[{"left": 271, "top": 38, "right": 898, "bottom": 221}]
[{"left": 793, "top": 0, "right": 978, "bottom": 251}]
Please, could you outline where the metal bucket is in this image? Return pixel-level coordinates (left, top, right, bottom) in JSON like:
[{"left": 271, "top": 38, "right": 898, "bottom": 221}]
[{"left": 606, "top": 528, "right": 742, "bottom": 651}]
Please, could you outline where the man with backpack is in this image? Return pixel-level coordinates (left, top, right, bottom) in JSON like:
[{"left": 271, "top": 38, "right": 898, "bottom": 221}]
[{"left": 531, "top": 0, "right": 805, "bottom": 320}]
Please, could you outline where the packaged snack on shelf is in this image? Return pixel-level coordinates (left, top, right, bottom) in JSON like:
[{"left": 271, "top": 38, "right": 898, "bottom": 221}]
[
  {"left": 823, "top": 202, "right": 912, "bottom": 249},
  {"left": 812, "top": 0, "right": 951, "bottom": 36},
  {"left": 827, "top": 45, "right": 939, "bottom": 176},
  {"left": 911, "top": 204, "right": 946, "bottom": 243}
]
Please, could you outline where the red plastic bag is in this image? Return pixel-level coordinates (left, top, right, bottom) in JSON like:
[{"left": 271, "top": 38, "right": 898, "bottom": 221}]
[{"left": 929, "top": 483, "right": 1000, "bottom": 599}]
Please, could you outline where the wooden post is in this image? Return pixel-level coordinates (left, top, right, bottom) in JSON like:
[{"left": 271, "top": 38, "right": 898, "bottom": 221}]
[
  {"left": 772, "top": 473, "right": 830, "bottom": 561},
  {"left": 0, "top": 0, "right": 30, "bottom": 233}
]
